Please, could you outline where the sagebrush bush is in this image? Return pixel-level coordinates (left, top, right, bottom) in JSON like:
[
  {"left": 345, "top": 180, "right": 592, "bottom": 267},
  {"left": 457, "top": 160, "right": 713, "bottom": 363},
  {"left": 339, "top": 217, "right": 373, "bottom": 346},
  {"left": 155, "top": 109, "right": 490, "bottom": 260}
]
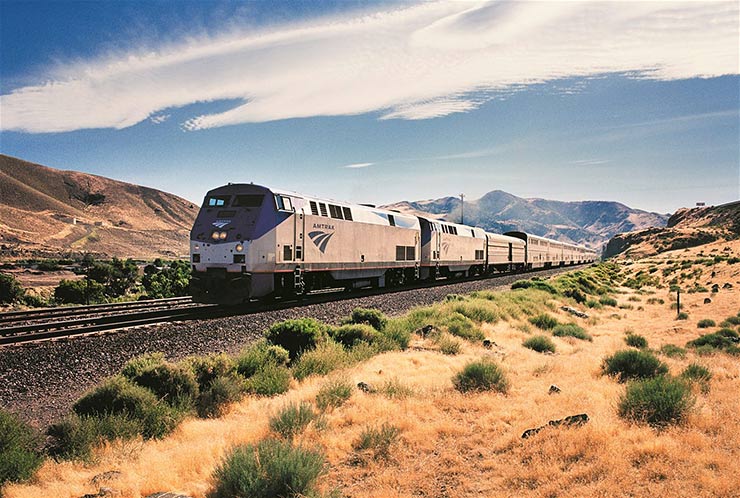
[
  {"left": 0, "top": 409, "right": 43, "bottom": 485},
  {"left": 245, "top": 364, "right": 292, "bottom": 396},
  {"left": 721, "top": 315, "right": 740, "bottom": 326},
  {"left": 73, "top": 376, "right": 182, "bottom": 439},
  {"left": 625, "top": 333, "right": 648, "bottom": 349},
  {"left": 379, "top": 320, "right": 412, "bottom": 349},
  {"left": 265, "top": 318, "right": 328, "bottom": 360},
  {"left": 552, "top": 323, "right": 592, "bottom": 341},
  {"left": 599, "top": 296, "right": 618, "bottom": 307},
  {"left": 435, "top": 333, "right": 462, "bottom": 355},
  {"left": 618, "top": 376, "right": 694, "bottom": 428},
  {"left": 677, "top": 312, "right": 689, "bottom": 320},
  {"left": 450, "top": 301, "right": 498, "bottom": 324},
  {"left": 236, "top": 342, "right": 290, "bottom": 379},
  {"left": 269, "top": 402, "right": 318, "bottom": 439},
  {"left": 291, "top": 341, "right": 350, "bottom": 380},
  {"left": 523, "top": 335, "right": 556, "bottom": 353},
  {"left": 453, "top": 359, "right": 509, "bottom": 393},
  {"left": 602, "top": 350, "right": 668, "bottom": 382},
  {"left": 511, "top": 279, "right": 559, "bottom": 295},
  {"left": 379, "top": 378, "right": 415, "bottom": 399},
  {"left": 681, "top": 363, "right": 711, "bottom": 383},
  {"left": 342, "top": 307, "right": 388, "bottom": 331},
  {"left": 316, "top": 379, "right": 353, "bottom": 411},
  {"left": 186, "top": 353, "right": 236, "bottom": 389},
  {"left": 697, "top": 319, "right": 716, "bottom": 329},
  {"left": 196, "top": 375, "right": 245, "bottom": 418},
  {"left": 441, "top": 312, "right": 484, "bottom": 341},
  {"left": 121, "top": 354, "right": 199, "bottom": 408},
  {"left": 687, "top": 328, "right": 740, "bottom": 352},
  {"left": 211, "top": 438, "right": 326, "bottom": 498},
  {"left": 660, "top": 344, "right": 687, "bottom": 359},
  {"left": 529, "top": 313, "right": 559, "bottom": 330},
  {"left": 330, "top": 323, "right": 379, "bottom": 348},
  {"left": 47, "top": 413, "right": 141, "bottom": 461},
  {"left": 354, "top": 423, "right": 401, "bottom": 460}
]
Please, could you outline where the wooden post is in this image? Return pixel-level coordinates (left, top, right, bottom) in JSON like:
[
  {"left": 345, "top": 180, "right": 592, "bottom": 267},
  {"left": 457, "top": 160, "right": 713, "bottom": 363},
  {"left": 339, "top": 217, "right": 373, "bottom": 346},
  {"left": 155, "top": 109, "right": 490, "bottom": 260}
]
[{"left": 676, "top": 288, "right": 681, "bottom": 317}]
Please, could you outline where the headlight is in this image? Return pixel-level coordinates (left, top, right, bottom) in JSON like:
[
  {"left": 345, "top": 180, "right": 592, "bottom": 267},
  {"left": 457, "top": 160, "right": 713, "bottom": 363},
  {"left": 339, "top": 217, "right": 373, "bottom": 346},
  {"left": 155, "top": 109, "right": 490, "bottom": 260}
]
[
  {"left": 236, "top": 243, "right": 244, "bottom": 252},
  {"left": 211, "top": 232, "right": 219, "bottom": 240},
  {"left": 194, "top": 244, "right": 200, "bottom": 250},
  {"left": 219, "top": 231, "right": 227, "bottom": 240}
]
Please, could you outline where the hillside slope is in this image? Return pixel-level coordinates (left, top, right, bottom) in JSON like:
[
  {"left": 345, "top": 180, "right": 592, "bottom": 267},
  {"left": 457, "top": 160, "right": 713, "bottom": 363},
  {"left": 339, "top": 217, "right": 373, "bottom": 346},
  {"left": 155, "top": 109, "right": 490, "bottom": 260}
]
[
  {"left": 603, "top": 201, "right": 740, "bottom": 259},
  {"left": 384, "top": 190, "right": 668, "bottom": 248},
  {"left": 0, "top": 154, "right": 198, "bottom": 259}
]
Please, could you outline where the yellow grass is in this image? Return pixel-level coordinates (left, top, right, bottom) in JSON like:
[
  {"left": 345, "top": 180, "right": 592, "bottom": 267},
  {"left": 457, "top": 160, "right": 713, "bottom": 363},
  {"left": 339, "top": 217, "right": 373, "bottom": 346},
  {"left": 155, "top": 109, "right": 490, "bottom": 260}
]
[{"left": 5, "top": 241, "right": 740, "bottom": 498}]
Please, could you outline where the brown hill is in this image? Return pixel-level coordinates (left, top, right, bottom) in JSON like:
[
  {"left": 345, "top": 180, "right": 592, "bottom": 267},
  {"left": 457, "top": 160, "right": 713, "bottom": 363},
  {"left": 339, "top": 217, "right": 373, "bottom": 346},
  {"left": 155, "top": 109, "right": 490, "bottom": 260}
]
[
  {"left": 603, "top": 200, "right": 740, "bottom": 259},
  {"left": 0, "top": 154, "right": 198, "bottom": 259}
]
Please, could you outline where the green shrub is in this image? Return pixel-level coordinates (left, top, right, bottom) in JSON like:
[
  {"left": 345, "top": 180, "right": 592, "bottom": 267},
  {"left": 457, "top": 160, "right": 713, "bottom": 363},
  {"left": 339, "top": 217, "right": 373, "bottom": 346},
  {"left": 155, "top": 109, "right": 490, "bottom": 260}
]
[
  {"left": 599, "top": 296, "right": 618, "bottom": 307},
  {"left": 316, "top": 379, "right": 353, "bottom": 411},
  {"left": 625, "top": 334, "right": 648, "bottom": 349},
  {"left": 54, "top": 278, "right": 105, "bottom": 304},
  {"left": 73, "top": 376, "right": 182, "bottom": 439},
  {"left": 353, "top": 423, "right": 401, "bottom": 460},
  {"left": 687, "top": 328, "right": 740, "bottom": 352},
  {"left": 453, "top": 359, "right": 509, "bottom": 394},
  {"left": 523, "top": 335, "right": 556, "bottom": 354},
  {"left": 0, "top": 273, "right": 26, "bottom": 304},
  {"left": 342, "top": 307, "right": 388, "bottom": 331},
  {"left": 0, "top": 409, "right": 43, "bottom": 485},
  {"left": 330, "top": 324, "right": 379, "bottom": 348},
  {"left": 47, "top": 414, "right": 141, "bottom": 461},
  {"left": 586, "top": 299, "right": 602, "bottom": 309},
  {"left": 721, "top": 315, "right": 740, "bottom": 326},
  {"left": 196, "top": 376, "right": 245, "bottom": 418},
  {"left": 435, "top": 333, "right": 462, "bottom": 355},
  {"left": 601, "top": 350, "right": 668, "bottom": 382},
  {"left": 378, "top": 378, "right": 414, "bottom": 399},
  {"left": 291, "top": 341, "right": 349, "bottom": 381},
  {"left": 211, "top": 438, "right": 326, "bottom": 498},
  {"left": 646, "top": 298, "right": 665, "bottom": 305},
  {"left": 529, "top": 313, "right": 559, "bottom": 330},
  {"left": 441, "top": 312, "right": 484, "bottom": 341},
  {"left": 618, "top": 376, "right": 694, "bottom": 428},
  {"left": 245, "top": 365, "right": 292, "bottom": 396},
  {"left": 697, "top": 319, "right": 716, "bottom": 329},
  {"left": 379, "top": 320, "right": 412, "bottom": 350},
  {"left": 677, "top": 312, "right": 689, "bottom": 320},
  {"left": 269, "top": 402, "right": 318, "bottom": 439},
  {"left": 552, "top": 323, "right": 592, "bottom": 341},
  {"left": 681, "top": 363, "right": 711, "bottom": 383},
  {"left": 121, "top": 354, "right": 199, "bottom": 408},
  {"left": 450, "top": 301, "right": 498, "bottom": 323},
  {"left": 236, "top": 342, "right": 290, "bottom": 378},
  {"left": 660, "top": 344, "right": 686, "bottom": 359},
  {"left": 511, "top": 279, "right": 559, "bottom": 295},
  {"left": 186, "top": 353, "right": 236, "bottom": 389},
  {"left": 265, "top": 318, "right": 328, "bottom": 360}
]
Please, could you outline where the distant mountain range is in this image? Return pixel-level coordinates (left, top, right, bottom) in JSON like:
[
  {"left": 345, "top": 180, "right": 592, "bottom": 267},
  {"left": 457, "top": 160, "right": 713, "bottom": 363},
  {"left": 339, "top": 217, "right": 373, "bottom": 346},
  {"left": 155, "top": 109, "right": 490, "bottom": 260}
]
[
  {"left": 383, "top": 190, "right": 670, "bottom": 249},
  {"left": 0, "top": 154, "right": 197, "bottom": 259}
]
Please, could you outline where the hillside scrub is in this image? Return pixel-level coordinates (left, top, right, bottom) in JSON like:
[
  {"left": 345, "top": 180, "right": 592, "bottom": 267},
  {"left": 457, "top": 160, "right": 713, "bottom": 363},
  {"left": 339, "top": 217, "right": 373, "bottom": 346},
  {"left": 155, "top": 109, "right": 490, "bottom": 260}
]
[
  {"left": 0, "top": 409, "right": 43, "bottom": 485},
  {"left": 602, "top": 350, "right": 668, "bottom": 382},
  {"left": 342, "top": 307, "right": 388, "bottom": 331},
  {"left": 618, "top": 376, "right": 694, "bottom": 428},
  {"left": 522, "top": 335, "right": 556, "bottom": 354},
  {"left": 265, "top": 318, "right": 328, "bottom": 361},
  {"left": 552, "top": 323, "right": 592, "bottom": 341},
  {"left": 624, "top": 333, "right": 648, "bottom": 349},
  {"left": 453, "top": 359, "right": 509, "bottom": 393}
]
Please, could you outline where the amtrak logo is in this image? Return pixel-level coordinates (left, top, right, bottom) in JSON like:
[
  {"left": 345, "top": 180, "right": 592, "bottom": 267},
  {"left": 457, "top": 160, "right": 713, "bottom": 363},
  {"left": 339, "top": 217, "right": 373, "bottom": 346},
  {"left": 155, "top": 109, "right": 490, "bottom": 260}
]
[
  {"left": 309, "top": 230, "right": 334, "bottom": 253},
  {"left": 212, "top": 220, "right": 231, "bottom": 229}
]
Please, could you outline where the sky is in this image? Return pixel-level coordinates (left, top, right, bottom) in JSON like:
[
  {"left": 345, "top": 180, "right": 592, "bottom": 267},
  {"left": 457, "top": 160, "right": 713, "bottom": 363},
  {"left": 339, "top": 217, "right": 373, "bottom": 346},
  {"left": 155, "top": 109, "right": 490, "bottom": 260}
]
[{"left": 0, "top": 0, "right": 738, "bottom": 214}]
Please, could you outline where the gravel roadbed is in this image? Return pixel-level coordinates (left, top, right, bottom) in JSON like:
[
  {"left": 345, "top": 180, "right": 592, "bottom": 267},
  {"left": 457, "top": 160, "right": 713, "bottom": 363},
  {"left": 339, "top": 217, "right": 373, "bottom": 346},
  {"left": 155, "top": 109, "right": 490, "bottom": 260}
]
[{"left": 0, "top": 267, "right": 575, "bottom": 429}]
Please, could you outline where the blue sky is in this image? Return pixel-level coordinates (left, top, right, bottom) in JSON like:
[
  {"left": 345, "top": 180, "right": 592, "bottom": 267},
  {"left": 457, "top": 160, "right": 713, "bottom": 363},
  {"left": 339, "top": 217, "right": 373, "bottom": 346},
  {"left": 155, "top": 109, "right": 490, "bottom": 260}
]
[{"left": 1, "top": 1, "right": 738, "bottom": 214}]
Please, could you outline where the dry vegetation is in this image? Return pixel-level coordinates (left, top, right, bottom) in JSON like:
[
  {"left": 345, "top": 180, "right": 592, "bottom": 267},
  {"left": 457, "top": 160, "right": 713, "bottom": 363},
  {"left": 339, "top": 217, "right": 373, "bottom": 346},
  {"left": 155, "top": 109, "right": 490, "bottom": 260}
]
[{"left": 4, "top": 240, "right": 740, "bottom": 498}]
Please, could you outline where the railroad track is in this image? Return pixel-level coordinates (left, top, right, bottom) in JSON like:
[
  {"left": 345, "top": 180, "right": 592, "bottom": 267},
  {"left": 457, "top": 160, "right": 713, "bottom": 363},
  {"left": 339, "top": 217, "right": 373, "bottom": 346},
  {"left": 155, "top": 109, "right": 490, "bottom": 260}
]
[{"left": 0, "top": 265, "right": 589, "bottom": 346}]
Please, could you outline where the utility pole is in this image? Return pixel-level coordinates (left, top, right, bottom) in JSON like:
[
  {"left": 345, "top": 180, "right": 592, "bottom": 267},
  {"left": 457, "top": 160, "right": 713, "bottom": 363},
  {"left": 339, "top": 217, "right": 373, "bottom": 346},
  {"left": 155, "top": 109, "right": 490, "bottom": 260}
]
[{"left": 460, "top": 193, "right": 465, "bottom": 224}]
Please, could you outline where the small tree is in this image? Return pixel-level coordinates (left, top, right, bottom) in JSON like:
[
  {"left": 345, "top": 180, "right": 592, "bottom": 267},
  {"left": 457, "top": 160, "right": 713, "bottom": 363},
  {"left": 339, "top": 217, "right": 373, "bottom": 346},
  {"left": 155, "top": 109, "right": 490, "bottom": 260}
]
[
  {"left": 142, "top": 260, "right": 191, "bottom": 298},
  {"left": 54, "top": 279, "right": 105, "bottom": 305},
  {"left": 0, "top": 273, "right": 25, "bottom": 304}
]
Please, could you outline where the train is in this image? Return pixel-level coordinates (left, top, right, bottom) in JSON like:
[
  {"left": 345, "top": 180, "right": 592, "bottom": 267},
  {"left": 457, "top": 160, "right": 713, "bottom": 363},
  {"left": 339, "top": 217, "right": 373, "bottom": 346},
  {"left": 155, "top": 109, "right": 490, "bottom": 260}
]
[{"left": 189, "top": 183, "right": 598, "bottom": 305}]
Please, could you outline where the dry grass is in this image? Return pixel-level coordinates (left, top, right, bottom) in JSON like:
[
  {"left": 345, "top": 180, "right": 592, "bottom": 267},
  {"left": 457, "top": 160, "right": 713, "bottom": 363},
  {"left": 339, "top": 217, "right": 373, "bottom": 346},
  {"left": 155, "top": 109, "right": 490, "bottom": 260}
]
[{"left": 5, "top": 242, "right": 740, "bottom": 498}]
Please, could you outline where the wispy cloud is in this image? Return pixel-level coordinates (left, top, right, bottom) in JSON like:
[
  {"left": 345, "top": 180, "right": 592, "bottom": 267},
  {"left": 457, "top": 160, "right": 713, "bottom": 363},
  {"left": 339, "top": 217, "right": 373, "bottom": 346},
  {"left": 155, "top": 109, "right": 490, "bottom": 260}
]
[
  {"left": 1, "top": 1, "right": 737, "bottom": 133},
  {"left": 149, "top": 114, "right": 170, "bottom": 124},
  {"left": 342, "top": 162, "right": 374, "bottom": 169},
  {"left": 570, "top": 159, "right": 611, "bottom": 166}
]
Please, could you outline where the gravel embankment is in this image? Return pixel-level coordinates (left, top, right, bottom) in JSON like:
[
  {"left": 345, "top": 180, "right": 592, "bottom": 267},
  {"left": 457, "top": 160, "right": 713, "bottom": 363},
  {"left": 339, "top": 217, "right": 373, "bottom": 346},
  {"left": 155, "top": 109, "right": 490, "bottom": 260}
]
[{"left": 0, "top": 268, "right": 575, "bottom": 429}]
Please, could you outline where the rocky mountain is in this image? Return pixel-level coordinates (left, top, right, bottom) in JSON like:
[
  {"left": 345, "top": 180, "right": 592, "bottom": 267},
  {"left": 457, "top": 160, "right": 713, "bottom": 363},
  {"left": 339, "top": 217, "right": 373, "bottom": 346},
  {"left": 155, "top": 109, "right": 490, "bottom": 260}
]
[
  {"left": 385, "top": 190, "right": 669, "bottom": 249},
  {"left": 0, "top": 154, "right": 198, "bottom": 259},
  {"left": 603, "top": 201, "right": 740, "bottom": 259}
]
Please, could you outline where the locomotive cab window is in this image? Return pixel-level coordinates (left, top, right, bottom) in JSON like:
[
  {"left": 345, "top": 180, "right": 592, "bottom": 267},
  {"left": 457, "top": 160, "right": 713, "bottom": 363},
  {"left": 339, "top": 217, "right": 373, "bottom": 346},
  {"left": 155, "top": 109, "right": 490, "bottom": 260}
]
[
  {"left": 342, "top": 207, "right": 353, "bottom": 221},
  {"left": 329, "top": 204, "right": 344, "bottom": 220},
  {"left": 310, "top": 201, "right": 319, "bottom": 216},
  {"left": 275, "top": 195, "right": 293, "bottom": 211},
  {"left": 388, "top": 214, "right": 396, "bottom": 227},
  {"left": 319, "top": 203, "right": 328, "bottom": 217},
  {"left": 207, "top": 195, "right": 230, "bottom": 207},
  {"left": 232, "top": 195, "right": 264, "bottom": 207}
]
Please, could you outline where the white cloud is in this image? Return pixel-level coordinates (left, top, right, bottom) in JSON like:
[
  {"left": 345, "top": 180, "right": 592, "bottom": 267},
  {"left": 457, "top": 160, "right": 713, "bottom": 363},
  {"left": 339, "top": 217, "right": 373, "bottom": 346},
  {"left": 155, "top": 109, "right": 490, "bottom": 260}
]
[
  {"left": 149, "top": 113, "right": 170, "bottom": 124},
  {"left": 1, "top": 1, "right": 737, "bottom": 133},
  {"left": 342, "top": 162, "right": 374, "bottom": 169}
]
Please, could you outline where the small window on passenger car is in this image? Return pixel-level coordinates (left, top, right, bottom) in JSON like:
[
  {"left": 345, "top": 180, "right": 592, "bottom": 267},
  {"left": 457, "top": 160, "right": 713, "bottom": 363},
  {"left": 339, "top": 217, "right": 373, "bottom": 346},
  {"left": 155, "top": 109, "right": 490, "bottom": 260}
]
[
  {"left": 406, "top": 246, "right": 415, "bottom": 260},
  {"left": 342, "top": 207, "right": 353, "bottom": 221},
  {"left": 388, "top": 214, "right": 396, "bottom": 227},
  {"left": 396, "top": 246, "right": 405, "bottom": 261},
  {"left": 310, "top": 201, "right": 319, "bottom": 216},
  {"left": 319, "top": 203, "right": 328, "bottom": 217}
]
